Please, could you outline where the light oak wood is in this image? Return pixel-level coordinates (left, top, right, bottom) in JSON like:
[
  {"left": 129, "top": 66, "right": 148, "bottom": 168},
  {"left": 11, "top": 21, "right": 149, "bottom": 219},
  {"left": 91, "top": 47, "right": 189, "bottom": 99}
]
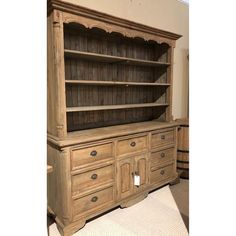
[
  {"left": 64, "top": 49, "right": 171, "bottom": 67},
  {"left": 150, "top": 147, "right": 175, "bottom": 166},
  {"left": 73, "top": 186, "right": 114, "bottom": 217},
  {"left": 48, "top": 121, "right": 178, "bottom": 148},
  {"left": 72, "top": 164, "right": 114, "bottom": 196},
  {"left": 66, "top": 103, "right": 169, "bottom": 112},
  {"left": 65, "top": 80, "right": 171, "bottom": 86},
  {"left": 151, "top": 128, "right": 175, "bottom": 148},
  {"left": 117, "top": 135, "right": 147, "bottom": 157},
  {"left": 71, "top": 142, "right": 114, "bottom": 170},
  {"left": 47, "top": 1, "right": 181, "bottom": 235},
  {"left": 120, "top": 192, "right": 148, "bottom": 208},
  {"left": 150, "top": 163, "right": 174, "bottom": 184},
  {"left": 117, "top": 157, "right": 134, "bottom": 200}
]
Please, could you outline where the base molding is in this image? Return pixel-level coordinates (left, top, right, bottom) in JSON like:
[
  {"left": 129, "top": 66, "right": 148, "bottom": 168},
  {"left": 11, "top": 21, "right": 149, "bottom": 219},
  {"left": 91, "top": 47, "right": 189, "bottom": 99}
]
[{"left": 120, "top": 192, "right": 148, "bottom": 208}]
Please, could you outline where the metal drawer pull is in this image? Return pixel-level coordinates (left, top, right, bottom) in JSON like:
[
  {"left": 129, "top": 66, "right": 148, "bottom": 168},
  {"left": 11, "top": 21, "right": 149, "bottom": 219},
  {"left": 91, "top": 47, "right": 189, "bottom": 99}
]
[
  {"left": 161, "top": 153, "right": 165, "bottom": 158},
  {"left": 160, "top": 170, "right": 165, "bottom": 175},
  {"left": 161, "top": 135, "right": 165, "bottom": 140},
  {"left": 91, "top": 196, "right": 98, "bottom": 202},
  {"left": 91, "top": 174, "right": 98, "bottom": 180},
  {"left": 130, "top": 141, "right": 136, "bottom": 147},
  {"left": 90, "top": 150, "right": 97, "bottom": 157}
]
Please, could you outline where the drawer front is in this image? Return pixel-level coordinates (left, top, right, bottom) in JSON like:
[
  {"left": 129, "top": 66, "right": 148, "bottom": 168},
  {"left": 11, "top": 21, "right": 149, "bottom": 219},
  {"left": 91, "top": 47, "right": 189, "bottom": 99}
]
[
  {"left": 151, "top": 129, "right": 174, "bottom": 148},
  {"left": 71, "top": 143, "right": 114, "bottom": 169},
  {"left": 150, "top": 148, "right": 174, "bottom": 167},
  {"left": 150, "top": 164, "right": 174, "bottom": 184},
  {"left": 72, "top": 165, "right": 114, "bottom": 195},
  {"left": 73, "top": 186, "right": 114, "bottom": 216},
  {"left": 117, "top": 136, "right": 147, "bottom": 156}
]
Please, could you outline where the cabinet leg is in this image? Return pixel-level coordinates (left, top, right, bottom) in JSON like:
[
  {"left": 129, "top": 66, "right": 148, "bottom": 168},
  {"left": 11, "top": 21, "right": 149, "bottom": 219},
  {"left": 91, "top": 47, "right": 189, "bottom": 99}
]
[
  {"left": 120, "top": 192, "right": 148, "bottom": 208},
  {"left": 55, "top": 217, "right": 86, "bottom": 236}
]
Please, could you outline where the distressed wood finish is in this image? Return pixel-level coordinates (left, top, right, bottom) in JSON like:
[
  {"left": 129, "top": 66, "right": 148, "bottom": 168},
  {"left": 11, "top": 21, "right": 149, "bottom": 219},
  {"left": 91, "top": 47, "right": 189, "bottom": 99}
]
[
  {"left": 71, "top": 142, "right": 114, "bottom": 170},
  {"left": 117, "top": 135, "right": 147, "bottom": 157},
  {"left": 151, "top": 128, "right": 175, "bottom": 148},
  {"left": 47, "top": 1, "right": 181, "bottom": 235}
]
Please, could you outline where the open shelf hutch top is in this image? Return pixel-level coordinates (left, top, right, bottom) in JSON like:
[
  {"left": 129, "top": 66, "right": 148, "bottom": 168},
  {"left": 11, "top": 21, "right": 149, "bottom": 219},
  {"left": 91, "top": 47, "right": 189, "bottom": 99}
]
[{"left": 47, "top": 0, "right": 182, "bottom": 144}]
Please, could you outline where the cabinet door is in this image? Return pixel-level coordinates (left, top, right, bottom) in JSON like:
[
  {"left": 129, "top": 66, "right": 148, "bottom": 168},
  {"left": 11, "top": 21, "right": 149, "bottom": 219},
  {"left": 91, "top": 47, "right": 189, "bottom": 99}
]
[
  {"left": 117, "top": 157, "right": 134, "bottom": 200},
  {"left": 134, "top": 154, "right": 149, "bottom": 192}
]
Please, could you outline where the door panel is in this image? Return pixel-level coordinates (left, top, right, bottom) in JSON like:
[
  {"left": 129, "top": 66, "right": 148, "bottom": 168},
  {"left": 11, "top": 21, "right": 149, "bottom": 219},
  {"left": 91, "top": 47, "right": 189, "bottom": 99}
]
[
  {"left": 134, "top": 154, "right": 149, "bottom": 192},
  {"left": 117, "top": 157, "right": 134, "bottom": 200}
]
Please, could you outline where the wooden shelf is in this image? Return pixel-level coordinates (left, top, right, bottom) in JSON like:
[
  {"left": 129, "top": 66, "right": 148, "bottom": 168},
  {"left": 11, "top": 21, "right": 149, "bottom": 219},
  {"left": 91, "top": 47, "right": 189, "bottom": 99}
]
[
  {"left": 65, "top": 80, "right": 170, "bottom": 87},
  {"left": 64, "top": 49, "right": 170, "bottom": 67},
  {"left": 66, "top": 103, "right": 169, "bottom": 112}
]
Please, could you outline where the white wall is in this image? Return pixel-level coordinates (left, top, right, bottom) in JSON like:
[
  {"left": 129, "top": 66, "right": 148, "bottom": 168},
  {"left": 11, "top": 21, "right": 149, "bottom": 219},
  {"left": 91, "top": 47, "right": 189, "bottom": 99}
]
[{"left": 63, "top": 0, "right": 189, "bottom": 118}]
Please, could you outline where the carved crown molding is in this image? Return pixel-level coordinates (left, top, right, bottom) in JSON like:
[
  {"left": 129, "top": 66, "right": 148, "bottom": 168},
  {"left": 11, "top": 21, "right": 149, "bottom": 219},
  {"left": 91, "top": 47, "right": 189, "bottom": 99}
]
[{"left": 48, "top": 0, "right": 182, "bottom": 46}]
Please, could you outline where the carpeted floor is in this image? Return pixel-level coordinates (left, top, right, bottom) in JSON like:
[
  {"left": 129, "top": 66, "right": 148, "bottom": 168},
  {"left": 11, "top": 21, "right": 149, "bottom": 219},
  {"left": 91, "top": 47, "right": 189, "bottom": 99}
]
[{"left": 48, "top": 181, "right": 189, "bottom": 236}]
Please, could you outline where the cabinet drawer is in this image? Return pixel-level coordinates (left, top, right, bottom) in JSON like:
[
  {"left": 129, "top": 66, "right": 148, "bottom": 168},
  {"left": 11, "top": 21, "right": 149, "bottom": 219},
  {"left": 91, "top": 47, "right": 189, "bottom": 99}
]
[
  {"left": 72, "top": 165, "right": 114, "bottom": 196},
  {"left": 151, "top": 129, "right": 174, "bottom": 148},
  {"left": 117, "top": 136, "right": 147, "bottom": 156},
  {"left": 150, "top": 148, "right": 174, "bottom": 167},
  {"left": 73, "top": 186, "right": 114, "bottom": 217},
  {"left": 71, "top": 143, "right": 114, "bottom": 170},
  {"left": 150, "top": 164, "right": 174, "bottom": 184}
]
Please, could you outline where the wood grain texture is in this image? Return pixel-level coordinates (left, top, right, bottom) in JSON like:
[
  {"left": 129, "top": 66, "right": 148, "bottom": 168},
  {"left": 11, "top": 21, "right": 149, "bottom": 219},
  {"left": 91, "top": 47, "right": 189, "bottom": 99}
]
[
  {"left": 117, "top": 135, "right": 147, "bottom": 157},
  {"left": 65, "top": 80, "right": 170, "bottom": 86},
  {"left": 150, "top": 163, "right": 174, "bottom": 184},
  {"left": 73, "top": 186, "right": 114, "bottom": 217},
  {"left": 47, "top": 1, "right": 181, "bottom": 235},
  {"left": 150, "top": 147, "right": 175, "bottom": 166},
  {"left": 71, "top": 142, "right": 114, "bottom": 170},
  {"left": 151, "top": 128, "right": 175, "bottom": 148},
  {"left": 72, "top": 164, "right": 114, "bottom": 196},
  {"left": 47, "top": 145, "right": 72, "bottom": 225}
]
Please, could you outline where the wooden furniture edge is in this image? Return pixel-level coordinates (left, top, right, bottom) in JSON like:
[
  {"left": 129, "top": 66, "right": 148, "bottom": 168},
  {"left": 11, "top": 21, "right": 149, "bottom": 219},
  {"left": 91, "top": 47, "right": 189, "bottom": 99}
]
[
  {"left": 48, "top": 0, "right": 182, "bottom": 45},
  {"left": 47, "top": 121, "right": 179, "bottom": 148},
  {"left": 50, "top": 174, "right": 177, "bottom": 236}
]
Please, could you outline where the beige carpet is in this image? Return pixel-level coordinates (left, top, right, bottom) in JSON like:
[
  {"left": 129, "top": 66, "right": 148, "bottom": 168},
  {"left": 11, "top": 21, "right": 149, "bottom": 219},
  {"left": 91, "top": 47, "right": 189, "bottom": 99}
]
[{"left": 49, "top": 185, "right": 188, "bottom": 236}]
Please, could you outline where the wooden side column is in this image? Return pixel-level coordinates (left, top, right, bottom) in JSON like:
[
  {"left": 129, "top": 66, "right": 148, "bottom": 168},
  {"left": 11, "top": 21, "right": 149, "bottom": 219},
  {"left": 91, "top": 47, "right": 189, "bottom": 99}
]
[
  {"left": 166, "top": 46, "right": 175, "bottom": 121},
  {"left": 48, "top": 10, "right": 67, "bottom": 138}
]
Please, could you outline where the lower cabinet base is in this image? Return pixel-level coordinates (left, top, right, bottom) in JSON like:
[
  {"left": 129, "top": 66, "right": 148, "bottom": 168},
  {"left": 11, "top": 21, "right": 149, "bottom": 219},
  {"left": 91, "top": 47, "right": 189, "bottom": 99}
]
[
  {"left": 120, "top": 192, "right": 148, "bottom": 208},
  {"left": 52, "top": 177, "right": 177, "bottom": 236}
]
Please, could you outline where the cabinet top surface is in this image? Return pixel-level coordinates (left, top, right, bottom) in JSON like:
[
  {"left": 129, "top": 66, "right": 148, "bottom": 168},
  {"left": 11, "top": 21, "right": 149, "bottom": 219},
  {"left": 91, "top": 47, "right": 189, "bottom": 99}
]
[
  {"left": 47, "top": 121, "right": 178, "bottom": 148},
  {"left": 48, "top": 0, "right": 181, "bottom": 44}
]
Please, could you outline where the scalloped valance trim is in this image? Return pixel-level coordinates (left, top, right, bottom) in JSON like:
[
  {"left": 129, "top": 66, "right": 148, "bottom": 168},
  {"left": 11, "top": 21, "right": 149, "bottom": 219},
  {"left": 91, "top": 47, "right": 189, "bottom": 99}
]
[{"left": 48, "top": 0, "right": 182, "bottom": 46}]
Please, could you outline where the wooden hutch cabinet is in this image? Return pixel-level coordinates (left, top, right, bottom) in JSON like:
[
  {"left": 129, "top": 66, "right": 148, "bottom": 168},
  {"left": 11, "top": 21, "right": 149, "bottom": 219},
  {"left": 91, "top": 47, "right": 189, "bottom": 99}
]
[{"left": 47, "top": 1, "right": 181, "bottom": 235}]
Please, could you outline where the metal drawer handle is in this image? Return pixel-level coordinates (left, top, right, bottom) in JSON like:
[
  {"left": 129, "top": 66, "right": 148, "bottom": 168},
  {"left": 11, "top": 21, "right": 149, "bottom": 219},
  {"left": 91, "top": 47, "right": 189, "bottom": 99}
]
[
  {"left": 91, "top": 174, "right": 98, "bottom": 180},
  {"left": 160, "top": 153, "right": 165, "bottom": 158},
  {"left": 130, "top": 141, "right": 136, "bottom": 147},
  {"left": 160, "top": 170, "right": 165, "bottom": 175},
  {"left": 91, "top": 196, "right": 98, "bottom": 202},
  {"left": 161, "top": 135, "right": 165, "bottom": 140},
  {"left": 90, "top": 150, "right": 97, "bottom": 157}
]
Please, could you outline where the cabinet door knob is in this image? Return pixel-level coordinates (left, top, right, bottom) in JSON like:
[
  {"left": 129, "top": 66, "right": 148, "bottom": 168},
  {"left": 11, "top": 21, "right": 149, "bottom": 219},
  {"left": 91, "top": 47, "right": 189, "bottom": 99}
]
[
  {"left": 161, "top": 135, "right": 165, "bottom": 140},
  {"left": 90, "top": 150, "right": 97, "bottom": 157},
  {"left": 91, "top": 196, "right": 98, "bottom": 202},
  {"left": 160, "top": 153, "right": 165, "bottom": 158},
  {"left": 130, "top": 141, "right": 136, "bottom": 147},
  {"left": 91, "top": 174, "right": 98, "bottom": 180},
  {"left": 160, "top": 170, "right": 165, "bottom": 175}
]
